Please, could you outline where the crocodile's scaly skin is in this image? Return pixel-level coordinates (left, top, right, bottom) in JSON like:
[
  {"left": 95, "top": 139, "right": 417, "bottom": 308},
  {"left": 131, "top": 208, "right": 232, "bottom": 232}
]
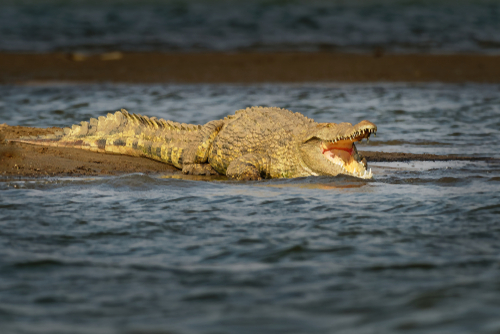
[{"left": 11, "top": 107, "right": 377, "bottom": 180}]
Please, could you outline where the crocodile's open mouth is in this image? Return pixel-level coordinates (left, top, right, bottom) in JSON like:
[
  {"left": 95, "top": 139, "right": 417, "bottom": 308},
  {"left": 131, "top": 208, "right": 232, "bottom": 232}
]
[{"left": 321, "top": 134, "right": 373, "bottom": 179}]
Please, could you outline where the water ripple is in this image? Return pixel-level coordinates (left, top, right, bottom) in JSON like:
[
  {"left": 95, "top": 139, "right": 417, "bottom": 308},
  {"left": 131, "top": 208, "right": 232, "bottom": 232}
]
[{"left": 1, "top": 83, "right": 500, "bottom": 333}]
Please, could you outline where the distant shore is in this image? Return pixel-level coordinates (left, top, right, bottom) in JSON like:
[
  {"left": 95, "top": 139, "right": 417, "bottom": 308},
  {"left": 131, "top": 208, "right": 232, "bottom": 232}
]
[{"left": 1, "top": 52, "right": 500, "bottom": 84}]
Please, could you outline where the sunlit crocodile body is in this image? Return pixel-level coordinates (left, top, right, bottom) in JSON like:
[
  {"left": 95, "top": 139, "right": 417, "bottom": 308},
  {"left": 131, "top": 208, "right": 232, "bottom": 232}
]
[{"left": 12, "top": 107, "right": 377, "bottom": 180}]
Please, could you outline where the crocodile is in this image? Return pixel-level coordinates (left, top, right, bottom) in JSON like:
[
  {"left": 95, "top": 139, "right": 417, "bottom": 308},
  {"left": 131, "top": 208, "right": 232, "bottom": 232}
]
[{"left": 10, "top": 107, "right": 377, "bottom": 180}]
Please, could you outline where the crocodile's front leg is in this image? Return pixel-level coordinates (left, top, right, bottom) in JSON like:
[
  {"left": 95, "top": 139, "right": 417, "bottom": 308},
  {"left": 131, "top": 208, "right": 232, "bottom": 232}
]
[
  {"left": 226, "top": 154, "right": 271, "bottom": 180},
  {"left": 180, "top": 119, "right": 225, "bottom": 175}
]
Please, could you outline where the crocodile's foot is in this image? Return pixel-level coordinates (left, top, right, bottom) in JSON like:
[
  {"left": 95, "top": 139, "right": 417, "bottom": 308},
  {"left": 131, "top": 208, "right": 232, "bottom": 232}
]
[
  {"left": 228, "top": 171, "right": 262, "bottom": 181},
  {"left": 182, "top": 164, "right": 220, "bottom": 176},
  {"left": 225, "top": 154, "right": 267, "bottom": 181}
]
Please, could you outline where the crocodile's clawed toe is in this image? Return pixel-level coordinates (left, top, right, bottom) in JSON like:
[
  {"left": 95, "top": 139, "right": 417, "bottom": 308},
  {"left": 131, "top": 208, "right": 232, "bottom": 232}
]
[
  {"left": 182, "top": 164, "right": 219, "bottom": 176},
  {"left": 229, "top": 172, "right": 262, "bottom": 181}
]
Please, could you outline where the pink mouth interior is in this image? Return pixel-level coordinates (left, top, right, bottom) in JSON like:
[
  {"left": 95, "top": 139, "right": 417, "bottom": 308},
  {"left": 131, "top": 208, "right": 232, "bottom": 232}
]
[
  {"left": 321, "top": 146, "right": 353, "bottom": 155},
  {"left": 320, "top": 141, "right": 368, "bottom": 177}
]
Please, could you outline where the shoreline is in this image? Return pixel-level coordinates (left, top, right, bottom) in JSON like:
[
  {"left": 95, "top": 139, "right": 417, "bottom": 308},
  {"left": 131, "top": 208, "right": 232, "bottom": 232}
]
[
  {"left": 1, "top": 52, "right": 500, "bottom": 84},
  {"left": 1, "top": 125, "right": 494, "bottom": 179}
]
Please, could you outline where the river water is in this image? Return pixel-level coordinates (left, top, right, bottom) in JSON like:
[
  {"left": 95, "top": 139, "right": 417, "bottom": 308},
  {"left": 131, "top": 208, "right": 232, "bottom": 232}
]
[
  {"left": 1, "top": 83, "right": 500, "bottom": 333},
  {"left": 1, "top": 0, "right": 500, "bottom": 54}
]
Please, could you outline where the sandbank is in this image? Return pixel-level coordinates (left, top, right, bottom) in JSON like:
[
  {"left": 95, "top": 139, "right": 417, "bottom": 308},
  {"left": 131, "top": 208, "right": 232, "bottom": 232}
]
[
  {"left": 1, "top": 125, "right": 493, "bottom": 179},
  {"left": 1, "top": 52, "right": 500, "bottom": 84}
]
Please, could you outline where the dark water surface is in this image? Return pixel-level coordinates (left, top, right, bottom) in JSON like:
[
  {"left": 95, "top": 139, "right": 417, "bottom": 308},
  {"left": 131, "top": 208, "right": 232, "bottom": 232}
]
[
  {"left": 1, "top": 83, "right": 500, "bottom": 333},
  {"left": 1, "top": 0, "right": 500, "bottom": 54}
]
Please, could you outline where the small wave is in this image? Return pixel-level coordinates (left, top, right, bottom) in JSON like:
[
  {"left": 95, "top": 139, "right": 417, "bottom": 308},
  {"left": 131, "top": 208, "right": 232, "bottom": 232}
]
[
  {"left": 182, "top": 291, "right": 228, "bottom": 302},
  {"left": 102, "top": 173, "right": 166, "bottom": 189},
  {"left": 86, "top": 230, "right": 133, "bottom": 238},
  {"left": 359, "top": 140, "right": 451, "bottom": 147},
  {"left": 469, "top": 203, "right": 500, "bottom": 213},
  {"left": 261, "top": 244, "right": 355, "bottom": 262},
  {"left": 367, "top": 263, "right": 437, "bottom": 271},
  {"left": 166, "top": 195, "right": 204, "bottom": 203},
  {"left": 383, "top": 176, "right": 470, "bottom": 186},
  {"left": 12, "top": 259, "right": 65, "bottom": 268}
]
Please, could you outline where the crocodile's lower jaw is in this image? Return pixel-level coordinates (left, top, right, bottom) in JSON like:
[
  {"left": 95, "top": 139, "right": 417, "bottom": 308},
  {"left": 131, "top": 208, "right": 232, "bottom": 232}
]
[{"left": 322, "top": 143, "right": 373, "bottom": 179}]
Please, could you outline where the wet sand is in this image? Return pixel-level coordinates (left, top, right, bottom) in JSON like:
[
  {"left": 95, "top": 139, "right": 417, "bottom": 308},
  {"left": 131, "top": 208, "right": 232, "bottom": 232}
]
[
  {"left": 1, "top": 52, "right": 500, "bottom": 84},
  {"left": 0, "top": 125, "right": 179, "bottom": 178},
  {"left": 0, "top": 125, "right": 492, "bottom": 178}
]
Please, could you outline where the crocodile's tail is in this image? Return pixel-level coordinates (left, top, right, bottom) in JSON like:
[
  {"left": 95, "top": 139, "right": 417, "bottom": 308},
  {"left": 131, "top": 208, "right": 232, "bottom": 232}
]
[
  {"left": 9, "top": 109, "right": 208, "bottom": 168},
  {"left": 12, "top": 109, "right": 138, "bottom": 152}
]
